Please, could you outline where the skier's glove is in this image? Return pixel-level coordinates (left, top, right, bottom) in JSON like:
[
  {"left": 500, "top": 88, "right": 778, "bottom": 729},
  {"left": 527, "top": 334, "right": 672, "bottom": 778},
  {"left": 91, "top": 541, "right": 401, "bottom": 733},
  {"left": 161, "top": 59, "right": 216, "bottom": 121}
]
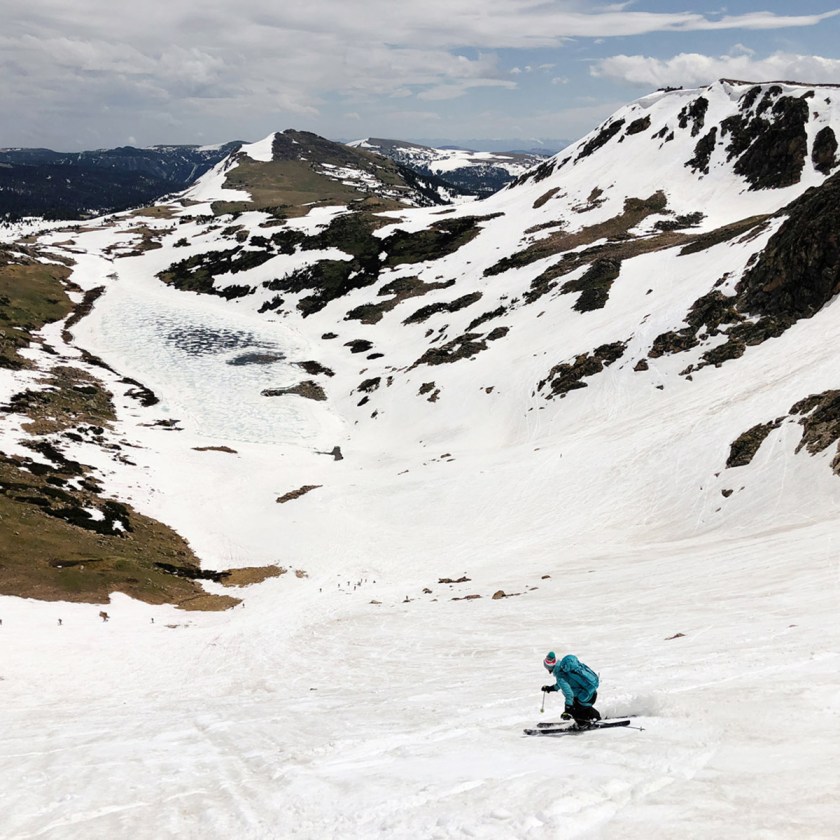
[{"left": 541, "top": 685, "right": 557, "bottom": 693}]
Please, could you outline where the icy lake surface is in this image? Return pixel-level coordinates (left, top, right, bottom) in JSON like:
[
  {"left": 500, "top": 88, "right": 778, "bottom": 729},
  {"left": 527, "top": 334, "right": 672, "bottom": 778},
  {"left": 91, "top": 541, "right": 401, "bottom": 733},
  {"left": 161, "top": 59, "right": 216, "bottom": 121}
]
[{"left": 75, "top": 278, "right": 329, "bottom": 446}]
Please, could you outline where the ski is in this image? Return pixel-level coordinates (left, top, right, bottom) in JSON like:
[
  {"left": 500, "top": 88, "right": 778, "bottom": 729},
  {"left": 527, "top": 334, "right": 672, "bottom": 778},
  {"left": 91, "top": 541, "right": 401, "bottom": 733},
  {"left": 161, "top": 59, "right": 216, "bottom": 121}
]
[
  {"left": 536, "top": 715, "right": 637, "bottom": 728},
  {"left": 524, "top": 720, "right": 632, "bottom": 736}
]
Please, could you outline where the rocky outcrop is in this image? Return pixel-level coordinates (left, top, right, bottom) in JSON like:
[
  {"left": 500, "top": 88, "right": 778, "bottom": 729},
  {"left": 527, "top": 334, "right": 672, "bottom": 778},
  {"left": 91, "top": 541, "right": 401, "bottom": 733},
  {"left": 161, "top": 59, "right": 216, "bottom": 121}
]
[
  {"left": 560, "top": 258, "right": 621, "bottom": 312},
  {"left": 812, "top": 126, "right": 838, "bottom": 175},
  {"left": 625, "top": 115, "right": 651, "bottom": 136},
  {"left": 792, "top": 390, "right": 840, "bottom": 473},
  {"left": 538, "top": 342, "right": 626, "bottom": 398},
  {"left": 403, "top": 292, "right": 482, "bottom": 325},
  {"left": 686, "top": 128, "right": 717, "bottom": 174},
  {"left": 678, "top": 96, "right": 709, "bottom": 137},
  {"left": 295, "top": 360, "right": 335, "bottom": 377},
  {"left": 722, "top": 91, "right": 810, "bottom": 190},
  {"left": 261, "top": 380, "right": 327, "bottom": 401},
  {"left": 737, "top": 170, "right": 840, "bottom": 320},
  {"left": 650, "top": 170, "right": 840, "bottom": 371},
  {"left": 577, "top": 119, "right": 625, "bottom": 160},
  {"left": 726, "top": 420, "right": 782, "bottom": 468},
  {"left": 726, "top": 390, "right": 840, "bottom": 477},
  {"left": 414, "top": 333, "right": 488, "bottom": 366}
]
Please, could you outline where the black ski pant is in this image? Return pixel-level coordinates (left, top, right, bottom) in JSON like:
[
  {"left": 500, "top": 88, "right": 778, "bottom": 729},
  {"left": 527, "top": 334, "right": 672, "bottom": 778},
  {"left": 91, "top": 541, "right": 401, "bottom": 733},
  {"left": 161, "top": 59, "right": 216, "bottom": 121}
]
[{"left": 570, "top": 693, "right": 601, "bottom": 725}]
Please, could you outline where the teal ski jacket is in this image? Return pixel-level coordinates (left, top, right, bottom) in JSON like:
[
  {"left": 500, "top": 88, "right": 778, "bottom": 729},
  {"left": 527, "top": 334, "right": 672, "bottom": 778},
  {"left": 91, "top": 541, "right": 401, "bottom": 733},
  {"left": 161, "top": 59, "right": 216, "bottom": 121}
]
[{"left": 547, "top": 655, "right": 599, "bottom": 705}]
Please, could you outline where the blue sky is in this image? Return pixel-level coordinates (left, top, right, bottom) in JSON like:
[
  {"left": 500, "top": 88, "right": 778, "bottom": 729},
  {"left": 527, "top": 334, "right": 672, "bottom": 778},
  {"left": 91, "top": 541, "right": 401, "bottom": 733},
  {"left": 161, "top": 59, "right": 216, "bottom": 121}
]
[{"left": 3, "top": 1, "right": 839, "bottom": 150}]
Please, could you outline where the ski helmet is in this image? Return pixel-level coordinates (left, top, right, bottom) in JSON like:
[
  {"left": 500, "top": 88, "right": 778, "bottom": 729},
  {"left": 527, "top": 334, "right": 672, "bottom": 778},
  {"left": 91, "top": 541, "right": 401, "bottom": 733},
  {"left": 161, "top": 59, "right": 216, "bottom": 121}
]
[{"left": 544, "top": 651, "right": 557, "bottom": 670}]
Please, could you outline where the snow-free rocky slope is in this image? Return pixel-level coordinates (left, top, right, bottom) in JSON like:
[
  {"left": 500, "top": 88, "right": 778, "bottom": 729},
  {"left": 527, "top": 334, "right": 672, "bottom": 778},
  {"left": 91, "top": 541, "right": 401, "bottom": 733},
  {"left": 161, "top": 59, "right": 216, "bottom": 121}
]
[{"left": 3, "top": 80, "right": 840, "bottom": 837}]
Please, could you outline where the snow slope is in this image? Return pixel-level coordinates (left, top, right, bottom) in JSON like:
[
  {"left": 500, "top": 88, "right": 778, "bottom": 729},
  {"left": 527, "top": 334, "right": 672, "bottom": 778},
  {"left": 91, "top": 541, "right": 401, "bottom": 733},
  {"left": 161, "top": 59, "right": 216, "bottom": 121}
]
[{"left": 3, "top": 80, "right": 840, "bottom": 838}]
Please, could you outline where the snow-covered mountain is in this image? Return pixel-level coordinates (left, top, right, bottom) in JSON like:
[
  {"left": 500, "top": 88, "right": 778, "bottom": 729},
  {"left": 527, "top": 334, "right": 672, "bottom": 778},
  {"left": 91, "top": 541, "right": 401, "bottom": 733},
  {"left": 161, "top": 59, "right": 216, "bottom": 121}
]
[
  {"left": 349, "top": 136, "right": 548, "bottom": 196},
  {"left": 3, "top": 79, "right": 840, "bottom": 837},
  {"left": 190, "top": 129, "right": 473, "bottom": 214}
]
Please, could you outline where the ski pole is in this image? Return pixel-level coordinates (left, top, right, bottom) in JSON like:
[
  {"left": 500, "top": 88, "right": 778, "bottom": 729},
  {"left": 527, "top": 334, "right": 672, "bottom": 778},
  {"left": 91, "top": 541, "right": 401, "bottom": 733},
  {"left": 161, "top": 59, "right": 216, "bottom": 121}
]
[{"left": 540, "top": 689, "right": 546, "bottom": 714}]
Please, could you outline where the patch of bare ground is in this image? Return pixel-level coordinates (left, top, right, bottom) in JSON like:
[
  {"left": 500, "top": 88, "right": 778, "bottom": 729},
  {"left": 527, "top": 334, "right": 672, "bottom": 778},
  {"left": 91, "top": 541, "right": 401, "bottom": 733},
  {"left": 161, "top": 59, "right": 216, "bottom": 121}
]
[
  {"left": 120, "top": 225, "right": 166, "bottom": 256},
  {"left": 678, "top": 214, "right": 771, "bottom": 256},
  {"left": 130, "top": 205, "right": 176, "bottom": 219},
  {"left": 4, "top": 365, "right": 116, "bottom": 435},
  {"left": 532, "top": 187, "right": 560, "bottom": 209},
  {"left": 485, "top": 191, "right": 669, "bottom": 279},
  {"left": 0, "top": 258, "right": 74, "bottom": 370},
  {"left": 0, "top": 453, "right": 242, "bottom": 609},
  {"left": 220, "top": 566, "right": 287, "bottom": 587},
  {"left": 193, "top": 445, "right": 238, "bottom": 454},
  {"left": 212, "top": 158, "right": 406, "bottom": 218},
  {"left": 523, "top": 229, "right": 686, "bottom": 305},
  {"left": 261, "top": 380, "right": 327, "bottom": 400},
  {"left": 62, "top": 286, "right": 105, "bottom": 339},
  {"left": 345, "top": 276, "right": 456, "bottom": 324},
  {"left": 276, "top": 485, "right": 322, "bottom": 503}
]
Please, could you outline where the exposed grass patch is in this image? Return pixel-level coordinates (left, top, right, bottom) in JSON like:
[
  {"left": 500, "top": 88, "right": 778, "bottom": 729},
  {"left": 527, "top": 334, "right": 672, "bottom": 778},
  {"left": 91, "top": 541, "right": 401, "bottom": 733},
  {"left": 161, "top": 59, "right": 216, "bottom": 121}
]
[
  {"left": 485, "top": 192, "right": 667, "bottom": 278},
  {"left": 221, "top": 566, "right": 286, "bottom": 587},
  {"left": 532, "top": 187, "right": 560, "bottom": 209},
  {"left": 345, "top": 276, "right": 456, "bottom": 324},
  {"left": 0, "top": 259, "right": 73, "bottom": 369},
  {"left": 130, "top": 205, "right": 176, "bottom": 219},
  {"left": 678, "top": 214, "right": 770, "bottom": 256},
  {"left": 212, "top": 158, "right": 405, "bottom": 218},
  {"left": 6, "top": 365, "right": 116, "bottom": 435},
  {"left": 0, "top": 453, "right": 239, "bottom": 609},
  {"left": 118, "top": 225, "right": 165, "bottom": 257}
]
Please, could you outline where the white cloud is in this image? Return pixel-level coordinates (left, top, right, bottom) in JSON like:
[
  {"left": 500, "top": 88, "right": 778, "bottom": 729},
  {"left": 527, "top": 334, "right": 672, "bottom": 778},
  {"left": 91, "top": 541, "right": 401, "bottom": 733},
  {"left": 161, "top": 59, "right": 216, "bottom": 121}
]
[
  {"left": 2, "top": 0, "right": 838, "bottom": 147},
  {"left": 418, "top": 78, "right": 518, "bottom": 101},
  {"left": 591, "top": 50, "right": 840, "bottom": 88}
]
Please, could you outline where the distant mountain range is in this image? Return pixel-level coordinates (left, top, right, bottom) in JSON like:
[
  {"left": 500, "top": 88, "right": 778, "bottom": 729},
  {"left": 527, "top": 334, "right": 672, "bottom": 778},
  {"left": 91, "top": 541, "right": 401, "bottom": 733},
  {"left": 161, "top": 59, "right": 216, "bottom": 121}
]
[
  {"left": 0, "top": 143, "right": 241, "bottom": 220},
  {"left": 389, "top": 137, "right": 570, "bottom": 155},
  {"left": 347, "top": 138, "right": 548, "bottom": 197},
  {"left": 0, "top": 134, "right": 558, "bottom": 221}
]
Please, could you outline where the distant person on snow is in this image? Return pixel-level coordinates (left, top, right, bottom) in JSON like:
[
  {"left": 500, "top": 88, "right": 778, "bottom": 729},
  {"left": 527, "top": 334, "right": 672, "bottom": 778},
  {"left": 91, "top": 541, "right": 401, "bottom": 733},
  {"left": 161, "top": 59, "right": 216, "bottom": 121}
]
[{"left": 541, "top": 651, "right": 601, "bottom": 727}]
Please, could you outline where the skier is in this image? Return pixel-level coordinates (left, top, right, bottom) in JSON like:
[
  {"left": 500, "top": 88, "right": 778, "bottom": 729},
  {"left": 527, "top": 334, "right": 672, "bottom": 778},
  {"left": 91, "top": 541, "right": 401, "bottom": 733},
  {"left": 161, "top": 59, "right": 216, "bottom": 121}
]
[{"left": 541, "top": 651, "right": 602, "bottom": 727}]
